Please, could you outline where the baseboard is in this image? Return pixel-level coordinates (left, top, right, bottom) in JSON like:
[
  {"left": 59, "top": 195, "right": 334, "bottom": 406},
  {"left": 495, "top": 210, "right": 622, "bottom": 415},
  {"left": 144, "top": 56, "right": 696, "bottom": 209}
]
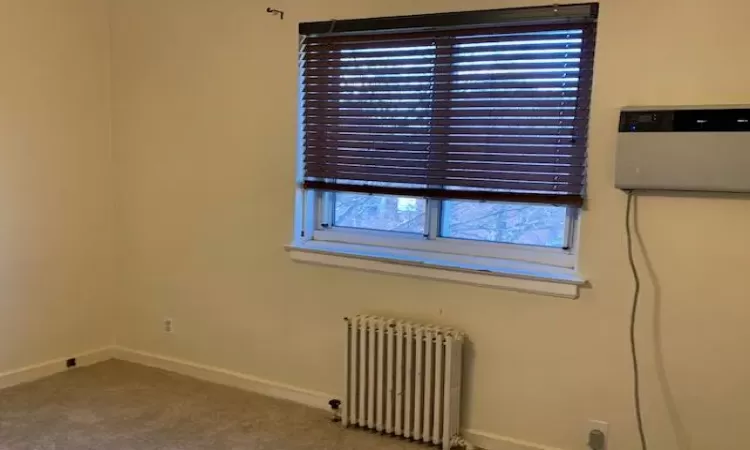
[
  {"left": 112, "top": 346, "right": 566, "bottom": 450},
  {"left": 463, "top": 429, "right": 565, "bottom": 450},
  {"left": 0, "top": 347, "right": 115, "bottom": 391},
  {"left": 112, "top": 347, "right": 332, "bottom": 411}
]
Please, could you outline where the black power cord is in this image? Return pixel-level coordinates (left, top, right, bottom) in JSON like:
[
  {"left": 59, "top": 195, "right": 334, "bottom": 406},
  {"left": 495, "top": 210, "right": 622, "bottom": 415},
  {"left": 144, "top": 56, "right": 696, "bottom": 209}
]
[{"left": 625, "top": 191, "right": 648, "bottom": 450}]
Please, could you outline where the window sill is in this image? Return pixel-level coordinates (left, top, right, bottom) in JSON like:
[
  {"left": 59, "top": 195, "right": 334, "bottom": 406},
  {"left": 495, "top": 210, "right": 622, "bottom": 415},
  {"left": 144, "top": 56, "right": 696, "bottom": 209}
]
[{"left": 286, "top": 241, "right": 585, "bottom": 299}]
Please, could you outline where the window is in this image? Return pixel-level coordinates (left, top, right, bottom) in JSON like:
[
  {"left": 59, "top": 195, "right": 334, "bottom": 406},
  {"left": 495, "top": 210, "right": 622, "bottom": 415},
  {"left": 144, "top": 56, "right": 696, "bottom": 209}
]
[
  {"left": 293, "top": 3, "right": 597, "bottom": 284},
  {"left": 326, "top": 193, "right": 570, "bottom": 248}
]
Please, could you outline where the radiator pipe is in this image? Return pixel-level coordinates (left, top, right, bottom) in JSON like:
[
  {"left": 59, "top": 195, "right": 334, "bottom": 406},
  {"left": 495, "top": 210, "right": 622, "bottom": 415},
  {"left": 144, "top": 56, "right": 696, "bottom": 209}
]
[
  {"left": 328, "top": 399, "right": 342, "bottom": 422},
  {"left": 451, "top": 435, "right": 476, "bottom": 450}
]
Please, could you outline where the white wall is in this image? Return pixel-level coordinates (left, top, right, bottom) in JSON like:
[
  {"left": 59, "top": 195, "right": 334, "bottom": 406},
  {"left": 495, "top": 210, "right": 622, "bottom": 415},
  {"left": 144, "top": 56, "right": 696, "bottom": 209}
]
[
  {"left": 0, "top": 0, "right": 115, "bottom": 373},
  {"left": 109, "top": 1, "right": 750, "bottom": 449}
]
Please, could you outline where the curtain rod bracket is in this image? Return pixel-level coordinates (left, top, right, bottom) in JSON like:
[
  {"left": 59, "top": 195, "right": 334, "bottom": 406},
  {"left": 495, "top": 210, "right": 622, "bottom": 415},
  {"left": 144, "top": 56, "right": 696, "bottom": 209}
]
[{"left": 266, "top": 7, "right": 284, "bottom": 20}]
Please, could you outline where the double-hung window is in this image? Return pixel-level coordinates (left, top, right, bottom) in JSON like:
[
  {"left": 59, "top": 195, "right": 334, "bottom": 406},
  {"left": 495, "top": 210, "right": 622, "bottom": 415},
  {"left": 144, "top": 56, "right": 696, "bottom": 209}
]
[{"left": 292, "top": 4, "right": 598, "bottom": 294}]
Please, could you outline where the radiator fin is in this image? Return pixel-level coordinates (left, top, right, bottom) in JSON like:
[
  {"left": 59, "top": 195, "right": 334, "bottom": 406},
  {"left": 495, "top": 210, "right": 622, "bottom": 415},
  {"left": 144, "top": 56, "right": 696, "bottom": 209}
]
[
  {"left": 344, "top": 316, "right": 464, "bottom": 450},
  {"left": 432, "top": 332, "right": 444, "bottom": 445},
  {"left": 367, "top": 323, "right": 376, "bottom": 429},
  {"left": 394, "top": 323, "right": 404, "bottom": 436},
  {"left": 385, "top": 324, "right": 395, "bottom": 434},
  {"left": 358, "top": 317, "right": 366, "bottom": 427}
]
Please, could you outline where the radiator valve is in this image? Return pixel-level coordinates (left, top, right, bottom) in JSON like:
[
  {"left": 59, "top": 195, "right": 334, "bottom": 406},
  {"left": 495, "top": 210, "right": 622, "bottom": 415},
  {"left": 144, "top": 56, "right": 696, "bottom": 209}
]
[
  {"left": 328, "top": 399, "right": 342, "bottom": 422},
  {"left": 450, "top": 435, "right": 476, "bottom": 450}
]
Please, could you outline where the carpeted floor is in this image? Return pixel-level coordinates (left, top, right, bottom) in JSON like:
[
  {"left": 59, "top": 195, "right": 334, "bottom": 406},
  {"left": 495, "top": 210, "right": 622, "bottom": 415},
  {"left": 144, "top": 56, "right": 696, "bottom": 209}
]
[{"left": 0, "top": 360, "right": 426, "bottom": 450}]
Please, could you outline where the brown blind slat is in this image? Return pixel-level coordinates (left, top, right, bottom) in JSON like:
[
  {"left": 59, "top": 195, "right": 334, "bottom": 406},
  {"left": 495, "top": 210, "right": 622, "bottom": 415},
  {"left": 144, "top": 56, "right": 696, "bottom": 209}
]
[
  {"left": 305, "top": 125, "right": 580, "bottom": 136},
  {"left": 304, "top": 70, "right": 592, "bottom": 86},
  {"left": 304, "top": 99, "right": 580, "bottom": 109},
  {"left": 305, "top": 149, "right": 584, "bottom": 165},
  {"left": 303, "top": 174, "right": 582, "bottom": 193},
  {"left": 307, "top": 160, "right": 585, "bottom": 177},
  {"left": 302, "top": 180, "right": 584, "bottom": 207},
  {"left": 306, "top": 142, "right": 586, "bottom": 156},
  {"left": 307, "top": 134, "right": 575, "bottom": 146},
  {"left": 305, "top": 41, "right": 590, "bottom": 60},
  {"left": 304, "top": 117, "right": 583, "bottom": 128},
  {"left": 305, "top": 79, "right": 580, "bottom": 93},
  {"left": 300, "top": 20, "right": 596, "bottom": 205},
  {"left": 304, "top": 53, "right": 594, "bottom": 70},
  {"left": 306, "top": 165, "right": 583, "bottom": 185},
  {"left": 304, "top": 90, "right": 580, "bottom": 101},
  {"left": 306, "top": 62, "right": 590, "bottom": 77},
  {"left": 305, "top": 108, "right": 585, "bottom": 119}
]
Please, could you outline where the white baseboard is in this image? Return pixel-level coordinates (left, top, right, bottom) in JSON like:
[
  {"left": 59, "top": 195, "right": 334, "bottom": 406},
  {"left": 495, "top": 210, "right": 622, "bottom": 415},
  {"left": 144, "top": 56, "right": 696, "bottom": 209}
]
[
  {"left": 112, "top": 346, "right": 565, "bottom": 450},
  {"left": 0, "top": 347, "right": 114, "bottom": 391},
  {"left": 464, "top": 429, "right": 566, "bottom": 450},
  {"left": 112, "top": 347, "right": 332, "bottom": 411}
]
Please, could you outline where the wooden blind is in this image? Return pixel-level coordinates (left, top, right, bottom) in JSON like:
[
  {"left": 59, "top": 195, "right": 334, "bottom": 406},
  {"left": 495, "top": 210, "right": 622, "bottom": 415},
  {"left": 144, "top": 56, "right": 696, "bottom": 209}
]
[{"left": 301, "top": 21, "right": 596, "bottom": 207}]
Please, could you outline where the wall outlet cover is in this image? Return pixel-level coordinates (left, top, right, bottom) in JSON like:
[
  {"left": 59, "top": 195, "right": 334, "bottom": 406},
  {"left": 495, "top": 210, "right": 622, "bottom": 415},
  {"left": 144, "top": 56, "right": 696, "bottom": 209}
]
[{"left": 587, "top": 420, "right": 609, "bottom": 450}]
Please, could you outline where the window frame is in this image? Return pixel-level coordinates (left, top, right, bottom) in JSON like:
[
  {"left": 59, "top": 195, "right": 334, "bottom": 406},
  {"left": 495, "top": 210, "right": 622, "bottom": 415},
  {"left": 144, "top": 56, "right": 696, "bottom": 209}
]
[
  {"left": 293, "top": 4, "right": 598, "bottom": 280},
  {"left": 297, "top": 189, "right": 578, "bottom": 270}
]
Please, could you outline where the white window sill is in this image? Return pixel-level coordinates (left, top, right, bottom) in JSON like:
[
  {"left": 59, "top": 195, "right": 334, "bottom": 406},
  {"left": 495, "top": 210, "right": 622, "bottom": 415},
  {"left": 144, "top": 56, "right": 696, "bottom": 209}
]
[{"left": 286, "top": 240, "right": 585, "bottom": 299}]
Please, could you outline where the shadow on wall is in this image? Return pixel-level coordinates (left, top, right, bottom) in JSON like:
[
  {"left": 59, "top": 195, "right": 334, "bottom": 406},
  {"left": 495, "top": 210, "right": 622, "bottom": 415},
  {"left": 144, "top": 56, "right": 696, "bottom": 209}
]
[{"left": 633, "top": 195, "right": 692, "bottom": 450}]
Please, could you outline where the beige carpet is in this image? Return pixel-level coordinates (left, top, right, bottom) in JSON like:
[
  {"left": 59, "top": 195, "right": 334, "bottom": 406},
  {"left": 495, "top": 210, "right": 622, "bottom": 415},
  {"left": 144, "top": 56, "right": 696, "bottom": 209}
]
[{"left": 0, "top": 360, "right": 426, "bottom": 450}]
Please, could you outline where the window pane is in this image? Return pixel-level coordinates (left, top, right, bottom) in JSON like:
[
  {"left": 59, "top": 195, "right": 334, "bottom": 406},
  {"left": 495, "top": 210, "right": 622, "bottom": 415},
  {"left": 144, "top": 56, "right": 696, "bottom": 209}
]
[
  {"left": 440, "top": 200, "right": 567, "bottom": 248},
  {"left": 333, "top": 193, "right": 426, "bottom": 234}
]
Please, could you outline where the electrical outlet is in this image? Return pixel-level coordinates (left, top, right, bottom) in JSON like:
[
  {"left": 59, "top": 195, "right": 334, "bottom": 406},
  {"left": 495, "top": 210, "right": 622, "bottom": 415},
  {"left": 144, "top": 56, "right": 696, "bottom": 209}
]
[
  {"left": 587, "top": 420, "right": 609, "bottom": 450},
  {"left": 164, "top": 318, "right": 174, "bottom": 333}
]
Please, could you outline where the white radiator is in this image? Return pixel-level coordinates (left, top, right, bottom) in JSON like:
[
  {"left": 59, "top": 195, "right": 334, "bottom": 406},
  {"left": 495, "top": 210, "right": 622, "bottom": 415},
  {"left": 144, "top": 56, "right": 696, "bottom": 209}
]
[{"left": 344, "top": 315, "right": 465, "bottom": 450}]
